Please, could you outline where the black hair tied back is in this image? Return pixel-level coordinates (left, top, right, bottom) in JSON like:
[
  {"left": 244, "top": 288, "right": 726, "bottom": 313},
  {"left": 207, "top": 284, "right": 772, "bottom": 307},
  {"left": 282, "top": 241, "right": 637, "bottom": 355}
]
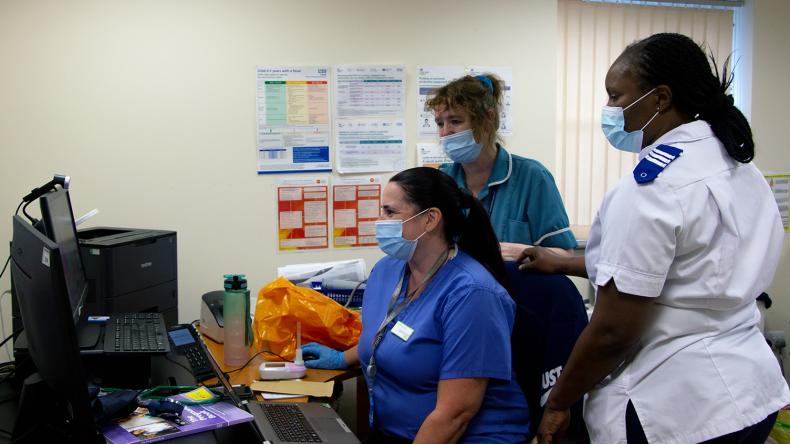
[
  {"left": 704, "top": 55, "right": 753, "bottom": 163},
  {"left": 389, "top": 167, "right": 508, "bottom": 289},
  {"left": 623, "top": 33, "right": 755, "bottom": 163}
]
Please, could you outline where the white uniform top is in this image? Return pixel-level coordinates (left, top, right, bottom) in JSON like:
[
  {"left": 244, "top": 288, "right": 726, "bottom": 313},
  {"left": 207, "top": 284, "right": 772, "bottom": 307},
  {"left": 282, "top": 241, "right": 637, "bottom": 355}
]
[{"left": 584, "top": 120, "right": 790, "bottom": 444}]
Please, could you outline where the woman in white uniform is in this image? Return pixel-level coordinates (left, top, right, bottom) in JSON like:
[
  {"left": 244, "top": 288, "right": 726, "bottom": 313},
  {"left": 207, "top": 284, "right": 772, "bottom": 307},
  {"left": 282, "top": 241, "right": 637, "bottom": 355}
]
[{"left": 521, "top": 33, "right": 790, "bottom": 444}]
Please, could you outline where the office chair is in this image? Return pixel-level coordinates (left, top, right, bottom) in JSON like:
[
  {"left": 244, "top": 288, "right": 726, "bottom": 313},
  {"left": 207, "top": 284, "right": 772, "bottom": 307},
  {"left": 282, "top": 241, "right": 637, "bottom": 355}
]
[{"left": 505, "top": 261, "right": 589, "bottom": 443}]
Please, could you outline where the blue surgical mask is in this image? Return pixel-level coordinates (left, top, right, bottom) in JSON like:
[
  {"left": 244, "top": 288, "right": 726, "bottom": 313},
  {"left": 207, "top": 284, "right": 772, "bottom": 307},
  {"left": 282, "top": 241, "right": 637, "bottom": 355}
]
[
  {"left": 439, "top": 129, "right": 482, "bottom": 163},
  {"left": 601, "top": 88, "right": 659, "bottom": 153},
  {"left": 375, "top": 208, "right": 429, "bottom": 261}
]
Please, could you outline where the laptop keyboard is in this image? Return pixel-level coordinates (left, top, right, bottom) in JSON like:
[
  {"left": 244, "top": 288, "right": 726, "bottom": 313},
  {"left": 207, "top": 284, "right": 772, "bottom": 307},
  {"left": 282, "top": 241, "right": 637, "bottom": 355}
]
[{"left": 262, "top": 404, "right": 322, "bottom": 443}]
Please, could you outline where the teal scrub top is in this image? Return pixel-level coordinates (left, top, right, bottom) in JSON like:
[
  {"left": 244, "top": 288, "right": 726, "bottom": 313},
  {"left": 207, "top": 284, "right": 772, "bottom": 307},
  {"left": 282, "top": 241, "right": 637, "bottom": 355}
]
[{"left": 440, "top": 145, "right": 577, "bottom": 249}]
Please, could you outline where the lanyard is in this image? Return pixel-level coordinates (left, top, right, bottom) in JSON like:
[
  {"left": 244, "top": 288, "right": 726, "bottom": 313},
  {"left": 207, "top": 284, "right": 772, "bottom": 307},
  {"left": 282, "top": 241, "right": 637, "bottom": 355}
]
[{"left": 366, "top": 247, "right": 450, "bottom": 379}]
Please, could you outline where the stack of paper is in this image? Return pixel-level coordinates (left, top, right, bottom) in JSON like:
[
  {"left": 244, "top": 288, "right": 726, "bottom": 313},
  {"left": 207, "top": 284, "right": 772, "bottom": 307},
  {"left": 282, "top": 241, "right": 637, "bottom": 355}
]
[{"left": 251, "top": 379, "right": 335, "bottom": 398}]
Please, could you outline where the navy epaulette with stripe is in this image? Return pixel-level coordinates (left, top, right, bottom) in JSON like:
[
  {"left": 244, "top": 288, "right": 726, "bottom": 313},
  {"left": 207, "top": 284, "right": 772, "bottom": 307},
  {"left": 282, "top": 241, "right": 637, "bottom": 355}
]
[{"left": 633, "top": 144, "right": 683, "bottom": 184}]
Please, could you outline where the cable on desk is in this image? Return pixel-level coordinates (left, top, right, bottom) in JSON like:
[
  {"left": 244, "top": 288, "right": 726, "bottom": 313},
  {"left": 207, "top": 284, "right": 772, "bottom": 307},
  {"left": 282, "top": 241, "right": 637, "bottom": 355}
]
[{"left": 226, "top": 349, "right": 288, "bottom": 374}]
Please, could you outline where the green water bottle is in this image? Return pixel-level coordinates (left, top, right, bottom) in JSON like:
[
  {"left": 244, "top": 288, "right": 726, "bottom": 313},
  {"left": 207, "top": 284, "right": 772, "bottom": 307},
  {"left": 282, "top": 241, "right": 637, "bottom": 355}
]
[{"left": 223, "top": 274, "right": 252, "bottom": 366}]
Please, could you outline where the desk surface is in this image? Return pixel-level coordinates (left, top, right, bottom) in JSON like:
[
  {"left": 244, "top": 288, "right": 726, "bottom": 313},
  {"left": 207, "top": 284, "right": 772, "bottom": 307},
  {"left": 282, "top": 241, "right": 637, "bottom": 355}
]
[{"left": 201, "top": 335, "right": 358, "bottom": 402}]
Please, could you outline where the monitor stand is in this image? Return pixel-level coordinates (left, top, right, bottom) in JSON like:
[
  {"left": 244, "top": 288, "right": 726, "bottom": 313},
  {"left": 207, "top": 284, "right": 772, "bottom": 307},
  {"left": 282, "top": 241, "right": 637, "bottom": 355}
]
[
  {"left": 76, "top": 323, "right": 101, "bottom": 350},
  {"left": 13, "top": 372, "right": 101, "bottom": 442}
]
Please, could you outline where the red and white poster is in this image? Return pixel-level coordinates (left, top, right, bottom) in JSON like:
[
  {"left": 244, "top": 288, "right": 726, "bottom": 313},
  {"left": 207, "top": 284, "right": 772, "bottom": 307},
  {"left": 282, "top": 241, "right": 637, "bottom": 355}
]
[
  {"left": 276, "top": 178, "right": 329, "bottom": 251},
  {"left": 332, "top": 176, "right": 382, "bottom": 248}
]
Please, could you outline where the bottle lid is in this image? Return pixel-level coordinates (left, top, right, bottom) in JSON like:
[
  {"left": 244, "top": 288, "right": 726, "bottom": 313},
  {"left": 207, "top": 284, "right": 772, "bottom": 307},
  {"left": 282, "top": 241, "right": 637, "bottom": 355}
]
[{"left": 223, "top": 274, "right": 247, "bottom": 290}]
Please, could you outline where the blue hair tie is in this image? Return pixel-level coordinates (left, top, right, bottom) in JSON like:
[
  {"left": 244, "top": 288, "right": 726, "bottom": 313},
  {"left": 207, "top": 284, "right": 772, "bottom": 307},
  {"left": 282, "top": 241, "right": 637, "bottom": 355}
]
[{"left": 475, "top": 75, "right": 494, "bottom": 93}]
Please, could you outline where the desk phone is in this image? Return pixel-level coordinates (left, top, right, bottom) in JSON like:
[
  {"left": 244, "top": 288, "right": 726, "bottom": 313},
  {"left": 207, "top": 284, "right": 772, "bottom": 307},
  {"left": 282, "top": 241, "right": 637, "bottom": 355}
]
[{"left": 166, "top": 324, "right": 215, "bottom": 382}]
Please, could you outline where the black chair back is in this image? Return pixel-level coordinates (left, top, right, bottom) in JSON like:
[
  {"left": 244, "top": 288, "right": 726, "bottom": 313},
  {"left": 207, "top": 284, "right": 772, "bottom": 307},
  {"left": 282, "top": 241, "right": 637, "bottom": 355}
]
[{"left": 505, "top": 261, "right": 589, "bottom": 443}]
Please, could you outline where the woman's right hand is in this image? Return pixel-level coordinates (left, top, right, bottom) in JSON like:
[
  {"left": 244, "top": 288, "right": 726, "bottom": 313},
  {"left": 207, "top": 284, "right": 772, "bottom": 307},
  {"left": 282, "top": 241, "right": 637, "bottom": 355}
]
[
  {"left": 301, "top": 342, "right": 347, "bottom": 369},
  {"left": 517, "top": 246, "right": 564, "bottom": 274}
]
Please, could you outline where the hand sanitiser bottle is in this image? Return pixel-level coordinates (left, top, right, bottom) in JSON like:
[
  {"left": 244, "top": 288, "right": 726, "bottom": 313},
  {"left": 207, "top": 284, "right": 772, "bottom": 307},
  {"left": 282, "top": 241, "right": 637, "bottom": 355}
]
[{"left": 223, "top": 274, "right": 252, "bottom": 367}]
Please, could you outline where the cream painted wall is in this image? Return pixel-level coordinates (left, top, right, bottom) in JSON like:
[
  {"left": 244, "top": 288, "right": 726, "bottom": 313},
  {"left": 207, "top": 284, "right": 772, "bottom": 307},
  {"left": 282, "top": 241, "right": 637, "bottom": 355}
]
[
  {"left": 0, "top": 0, "right": 558, "bottom": 346},
  {"left": 3, "top": 0, "right": 789, "bottom": 380},
  {"left": 749, "top": 0, "right": 790, "bottom": 378}
]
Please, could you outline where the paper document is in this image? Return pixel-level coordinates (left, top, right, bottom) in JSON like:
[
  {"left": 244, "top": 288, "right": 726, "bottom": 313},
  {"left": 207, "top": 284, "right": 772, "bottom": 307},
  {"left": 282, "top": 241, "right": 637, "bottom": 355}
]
[
  {"left": 467, "top": 66, "right": 513, "bottom": 135},
  {"left": 251, "top": 380, "right": 334, "bottom": 398},
  {"left": 260, "top": 392, "right": 306, "bottom": 400},
  {"left": 256, "top": 66, "right": 332, "bottom": 173},
  {"left": 277, "top": 259, "right": 366, "bottom": 287},
  {"left": 416, "top": 66, "right": 465, "bottom": 137},
  {"left": 332, "top": 176, "right": 382, "bottom": 248},
  {"left": 416, "top": 66, "right": 514, "bottom": 137},
  {"left": 766, "top": 174, "right": 790, "bottom": 230},
  {"left": 276, "top": 177, "right": 329, "bottom": 251},
  {"left": 335, "top": 119, "right": 406, "bottom": 173},
  {"left": 416, "top": 142, "right": 450, "bottom": 168},
  {"left": 335, "top": 65, "right": 405, "bottom": 118}
]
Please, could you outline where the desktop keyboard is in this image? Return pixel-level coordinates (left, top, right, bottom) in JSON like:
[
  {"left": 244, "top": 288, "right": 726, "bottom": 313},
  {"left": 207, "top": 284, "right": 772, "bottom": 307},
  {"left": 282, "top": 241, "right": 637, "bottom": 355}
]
[
  {"left": 262, "top": 404, "right": 322, "bottom": 443},
  {"left": 103, "top": 313, "right": 170, "bottom": 355}
]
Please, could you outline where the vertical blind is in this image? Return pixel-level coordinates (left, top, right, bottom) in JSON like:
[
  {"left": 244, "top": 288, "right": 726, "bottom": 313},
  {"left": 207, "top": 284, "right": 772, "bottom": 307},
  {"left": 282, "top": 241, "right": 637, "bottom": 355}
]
[{"left": 556, "top": 0, "right": 733, "bottom": 226}]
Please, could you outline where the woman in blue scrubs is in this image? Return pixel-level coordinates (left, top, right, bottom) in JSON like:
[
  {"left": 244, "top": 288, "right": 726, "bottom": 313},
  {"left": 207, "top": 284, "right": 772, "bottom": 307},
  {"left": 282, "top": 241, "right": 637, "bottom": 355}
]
[
  {"left": 427, "top": 74, "right": 576, "bottom": 260},
  {"left": 303, "top": 167, "right": 529, "bottom": 443}
]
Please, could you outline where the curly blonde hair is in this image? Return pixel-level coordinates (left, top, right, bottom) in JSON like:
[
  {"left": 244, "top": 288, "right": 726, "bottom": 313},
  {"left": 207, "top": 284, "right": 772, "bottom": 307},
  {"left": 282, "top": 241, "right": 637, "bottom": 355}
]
[{"left": 425, "top": 74, "right": 504, "bottom": 149}]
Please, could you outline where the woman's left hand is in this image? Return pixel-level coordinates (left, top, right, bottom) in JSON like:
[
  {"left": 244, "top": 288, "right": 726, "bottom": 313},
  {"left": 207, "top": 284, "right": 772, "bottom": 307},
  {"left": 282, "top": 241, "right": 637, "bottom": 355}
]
[
  {"left": 531, "top": 407, "right": 570, "bottom": 444},
  {"left": 500, "top": 242, "right": 530, "bottom": 261}
]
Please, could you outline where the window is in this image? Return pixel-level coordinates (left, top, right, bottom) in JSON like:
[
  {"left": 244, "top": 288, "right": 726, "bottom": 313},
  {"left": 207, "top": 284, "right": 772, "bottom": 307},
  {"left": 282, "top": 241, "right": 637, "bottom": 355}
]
[{"left": 556, "top": 0, "right": 734, "bottom": 226}]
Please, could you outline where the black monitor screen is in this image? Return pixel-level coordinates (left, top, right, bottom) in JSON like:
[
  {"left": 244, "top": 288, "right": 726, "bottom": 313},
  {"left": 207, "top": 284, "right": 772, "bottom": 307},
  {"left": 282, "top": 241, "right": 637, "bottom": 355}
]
[
  {"left": 39, "top": 189, "right": 87, "bottom": 324},
  {"left": 10, "top": 215, "right": 97, "bottom": 439}
]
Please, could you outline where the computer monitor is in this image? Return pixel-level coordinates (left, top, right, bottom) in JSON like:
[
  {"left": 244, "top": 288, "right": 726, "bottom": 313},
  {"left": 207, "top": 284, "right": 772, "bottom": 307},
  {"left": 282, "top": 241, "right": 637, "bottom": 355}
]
[
  {"left": 38, "top": 188, "right": 87, "bottom": 324},
  {"left": 10, "top": 215, "right": 99, "bottom": 441}
]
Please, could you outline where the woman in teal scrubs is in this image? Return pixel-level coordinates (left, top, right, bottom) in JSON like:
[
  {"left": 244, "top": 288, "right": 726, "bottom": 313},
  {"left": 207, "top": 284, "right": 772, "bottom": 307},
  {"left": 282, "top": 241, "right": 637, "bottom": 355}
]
[{"left": 427, "top": 74, "right": 576, "bottom": 260}]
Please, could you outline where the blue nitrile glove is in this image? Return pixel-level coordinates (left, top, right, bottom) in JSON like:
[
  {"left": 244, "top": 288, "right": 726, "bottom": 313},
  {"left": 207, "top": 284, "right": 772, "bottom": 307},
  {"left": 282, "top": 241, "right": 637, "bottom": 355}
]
[{"left": 302, "top": 342, "right": 347, "bottom": 369}]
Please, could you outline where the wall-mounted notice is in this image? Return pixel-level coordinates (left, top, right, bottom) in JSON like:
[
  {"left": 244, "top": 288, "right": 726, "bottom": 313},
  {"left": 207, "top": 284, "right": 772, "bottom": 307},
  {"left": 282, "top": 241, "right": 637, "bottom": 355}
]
[
  {"left": 416, "top": 66, "right": 465, "bottom": 137},
  {"left": 766, "top": 174, "right": 790, "bottom": 231},
  {"left": 335, "top": 119, "right": 406, "bottom": 174},
  {"left": 416, "top": 66, "right": 513, "bottom": 137},
  {"left": 334, "top": 65, "right": 406, "bottom": 118},
  {"left": 332, "top": 176, "right": 382, "bottom": 248},
  {"left": 416, "top": 142, "right": 450, "bottom": 168},
  {"left": 467, "top": 66, "right": 513, "bottom": 135},
  {"left": 256, "top": 66, "right": 331, "bottom": 174},
  {"left": 276, "top": 178, "right": 329, "bottom": 251}
]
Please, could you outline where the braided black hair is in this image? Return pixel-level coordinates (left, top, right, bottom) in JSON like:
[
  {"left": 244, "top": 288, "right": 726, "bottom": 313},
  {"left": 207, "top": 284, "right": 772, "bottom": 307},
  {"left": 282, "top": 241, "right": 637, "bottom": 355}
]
[
  {"left": 389, "top": 167, "right": 508, "bottom": 290},
  {"left": 620, "top": 33, "right": 753, "bottom": 163}
]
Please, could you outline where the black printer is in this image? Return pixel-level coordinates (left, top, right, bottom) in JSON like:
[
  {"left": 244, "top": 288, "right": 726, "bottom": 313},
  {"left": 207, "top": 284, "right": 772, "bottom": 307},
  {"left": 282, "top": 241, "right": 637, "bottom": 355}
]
[{"left": 77, "top": 227, "right": 178, "bottom": 326}]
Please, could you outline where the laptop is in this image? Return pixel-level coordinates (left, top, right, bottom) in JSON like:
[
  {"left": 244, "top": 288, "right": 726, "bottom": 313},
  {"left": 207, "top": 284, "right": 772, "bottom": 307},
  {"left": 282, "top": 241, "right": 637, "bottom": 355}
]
[{"left": 207, "top": 347, "right": 360, "bottom": 444}]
